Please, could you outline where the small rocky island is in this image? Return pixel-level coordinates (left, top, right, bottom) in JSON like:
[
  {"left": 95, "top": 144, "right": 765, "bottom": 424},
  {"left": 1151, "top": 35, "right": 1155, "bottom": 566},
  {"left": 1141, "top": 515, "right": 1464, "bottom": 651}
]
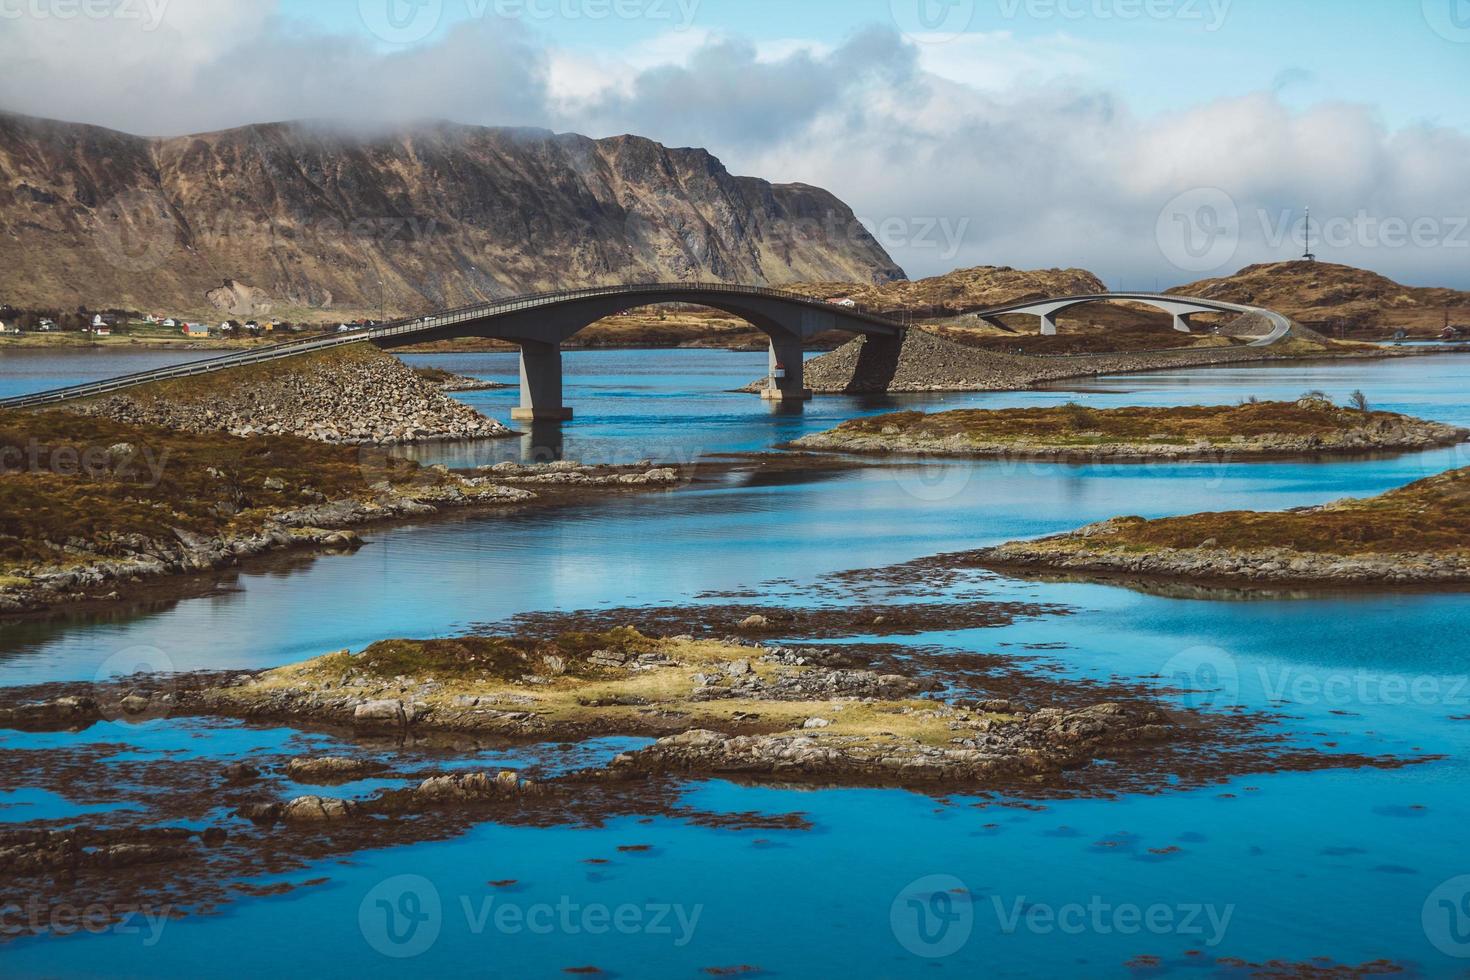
[
  {"left": 183, "top": 626, "right": 1177, "bottom": 785},
  {"left": 792, "top": 396, "right": 1468, "bottom": 460},
  {"left": 969, "top": 466, "right": 1470, "bottom": 587}
]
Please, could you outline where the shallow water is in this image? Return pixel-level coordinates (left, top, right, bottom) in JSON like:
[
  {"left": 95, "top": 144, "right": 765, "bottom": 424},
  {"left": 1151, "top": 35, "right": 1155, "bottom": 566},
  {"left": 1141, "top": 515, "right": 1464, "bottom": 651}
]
[{"left": 4, "top": 349, "right": 1470, "bottom": 977}]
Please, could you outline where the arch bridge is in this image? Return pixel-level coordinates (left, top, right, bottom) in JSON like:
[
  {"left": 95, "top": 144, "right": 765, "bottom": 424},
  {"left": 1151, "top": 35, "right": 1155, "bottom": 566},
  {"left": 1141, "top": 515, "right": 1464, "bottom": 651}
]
[
  {"left": 0, "top": 283, "right": 904, "bottom": 420},
  {"left": 973, "top": 292, "right": 1292, "bottom": 346},
  {"left": 0, "top": 285, "right": 1292, "bottom": 419}
]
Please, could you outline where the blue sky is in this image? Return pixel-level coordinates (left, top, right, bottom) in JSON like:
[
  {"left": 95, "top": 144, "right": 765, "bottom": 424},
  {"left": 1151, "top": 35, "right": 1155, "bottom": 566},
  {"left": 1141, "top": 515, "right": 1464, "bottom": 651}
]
[{"left": 279, "top": 0, "right": 1470, "bottom": 130}]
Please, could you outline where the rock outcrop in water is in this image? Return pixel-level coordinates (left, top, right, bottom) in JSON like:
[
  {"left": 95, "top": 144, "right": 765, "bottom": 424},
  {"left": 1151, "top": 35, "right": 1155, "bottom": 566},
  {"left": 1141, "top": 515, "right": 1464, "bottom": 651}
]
[
  {"left": 792, "top": 399, "right": 1470, "bottom": 460},
  {"left": 968, "top": 466, "right": 1470, "bottom": 587},
  {"left": 762, "top": 326, "right": 1335, "bottom": 394},
  {"left": 62, "top": 344, "right": 512, "bottom": 444},
  {"left": 0, "top": 111, "right": 904, "bottom": 314}
]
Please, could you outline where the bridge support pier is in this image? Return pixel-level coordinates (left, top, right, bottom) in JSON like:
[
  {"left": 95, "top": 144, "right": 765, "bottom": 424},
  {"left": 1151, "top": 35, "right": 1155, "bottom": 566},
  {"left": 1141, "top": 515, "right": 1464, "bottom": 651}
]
[
  {"left": 1039, "top": 312, "right": 1060, "bottom": 336},
  {"left": 1172, "top": 313, "right": 1193, "bottom": 334},
  {"left": 762, "top": 335, "right": 812, "bottom": 402},
  {"left": 512, "top": 341, "right": 573, "bottom": 422}
]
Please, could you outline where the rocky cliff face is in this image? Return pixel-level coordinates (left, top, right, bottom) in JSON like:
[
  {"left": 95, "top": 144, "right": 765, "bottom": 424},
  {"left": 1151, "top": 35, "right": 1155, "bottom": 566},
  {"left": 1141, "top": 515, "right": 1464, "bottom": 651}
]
[{"left": 0, "top": 112, "right": 904, "bottom": 316}]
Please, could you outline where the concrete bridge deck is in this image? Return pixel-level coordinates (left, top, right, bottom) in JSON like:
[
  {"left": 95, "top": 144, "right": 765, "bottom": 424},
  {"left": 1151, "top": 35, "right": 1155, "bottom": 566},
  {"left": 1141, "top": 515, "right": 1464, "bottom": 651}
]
[{"left": 0, "top": 284, "right": 1293, "bottom": 420}]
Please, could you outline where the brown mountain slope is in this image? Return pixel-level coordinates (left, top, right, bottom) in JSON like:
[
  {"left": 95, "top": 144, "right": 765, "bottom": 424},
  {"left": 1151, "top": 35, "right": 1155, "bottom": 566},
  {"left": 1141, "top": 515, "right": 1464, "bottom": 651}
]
[
  {"left": 0, "top": 113, "right": 904, "bottom": 318},
  {"left": 1175, "top": 261, "right": 1470, "bottom": 338},
  {"left": 794, "top": 265, "right": 1107, "bottom": 316}
]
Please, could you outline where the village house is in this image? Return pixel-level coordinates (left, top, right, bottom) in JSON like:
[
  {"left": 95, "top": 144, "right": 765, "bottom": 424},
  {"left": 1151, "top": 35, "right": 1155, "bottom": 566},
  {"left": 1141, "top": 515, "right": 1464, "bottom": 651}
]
[{"left": 182, "top": 322, "right": 209, "bottom": 338}]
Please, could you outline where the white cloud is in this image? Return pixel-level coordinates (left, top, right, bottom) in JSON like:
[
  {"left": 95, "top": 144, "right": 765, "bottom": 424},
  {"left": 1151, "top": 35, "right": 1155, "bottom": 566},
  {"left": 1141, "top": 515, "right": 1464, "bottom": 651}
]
[{"left": 0, "top": 2, "right": 1465, "bottom": 287}]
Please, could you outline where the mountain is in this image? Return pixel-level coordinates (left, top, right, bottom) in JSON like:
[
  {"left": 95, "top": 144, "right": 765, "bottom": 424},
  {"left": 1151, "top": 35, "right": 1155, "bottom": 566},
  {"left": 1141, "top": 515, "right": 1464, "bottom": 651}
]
[
  {"left": 0, "top": 112, "right": 904, "bottom": 317},
  {"left": 1175, "top": 261, "right": 1470, "bottom": 337}
]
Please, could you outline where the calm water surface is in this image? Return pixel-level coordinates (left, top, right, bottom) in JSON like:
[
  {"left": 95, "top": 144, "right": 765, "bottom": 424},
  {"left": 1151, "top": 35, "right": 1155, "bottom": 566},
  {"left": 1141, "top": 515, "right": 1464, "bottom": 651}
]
[{"left": 3, "top": 348, "right": 1470, "bottom": 977}]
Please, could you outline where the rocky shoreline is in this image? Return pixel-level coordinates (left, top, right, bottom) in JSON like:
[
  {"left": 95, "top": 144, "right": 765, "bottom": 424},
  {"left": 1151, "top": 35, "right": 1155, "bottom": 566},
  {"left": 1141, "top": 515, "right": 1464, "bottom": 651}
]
[
  {"left": 791, "top": 399, "right": 1469, "bottom": 461},
  {"left": 0, "top": 461, "right": 682, "bottom": 618},
  {"left": 752, "top": 328, "right": 1392, "bottom": 395},
  {"left": 972, "top": 528, "right": 1470, "bottom": 588},
  {"left": 63, "top": 344, "right": 515, "bottom": 444},
  {"left": 965, "top": 466, "right": 1470, "bottom": 588},
  {"left": 411, "top": 365, "right": 513, "bottom": 393},
  {"left": 0, "top": 630, "right": 1219, "bottom": 787}
]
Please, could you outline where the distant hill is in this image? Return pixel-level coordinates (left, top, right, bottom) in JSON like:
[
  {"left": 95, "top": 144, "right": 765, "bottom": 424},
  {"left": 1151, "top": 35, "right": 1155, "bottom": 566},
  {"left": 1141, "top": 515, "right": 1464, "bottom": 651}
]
[
  {"left": 1175, "top": 261, "right": 1470, "bottom": 338},
  {"left": 0, "top": 112, "right": 904, "bottom": 318},
  {"left": 794, "top": 265, "right": 1108, "bottom": 317}
]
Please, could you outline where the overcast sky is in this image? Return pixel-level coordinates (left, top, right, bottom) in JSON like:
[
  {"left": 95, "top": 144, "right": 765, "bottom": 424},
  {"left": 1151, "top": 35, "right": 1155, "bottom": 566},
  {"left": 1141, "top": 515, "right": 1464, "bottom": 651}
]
[{"left": 2, "top": 0, "right": 1468, "bottom": 286}]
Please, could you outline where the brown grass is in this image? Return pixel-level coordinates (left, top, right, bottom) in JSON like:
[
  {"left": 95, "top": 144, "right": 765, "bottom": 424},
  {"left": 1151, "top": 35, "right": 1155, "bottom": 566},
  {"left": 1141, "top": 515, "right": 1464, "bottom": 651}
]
[
  {"left": 0, "top": 409, "right": 433, "bottom": 563},
  {"left": 832, "top": 400, "right": 1399, "bottom": 446},
  {"left": 1082, "top": 467, "right": 1470, "bottom": 555},
  {"left": 338, "top": 627, "right": 660, "bottom": 682}
]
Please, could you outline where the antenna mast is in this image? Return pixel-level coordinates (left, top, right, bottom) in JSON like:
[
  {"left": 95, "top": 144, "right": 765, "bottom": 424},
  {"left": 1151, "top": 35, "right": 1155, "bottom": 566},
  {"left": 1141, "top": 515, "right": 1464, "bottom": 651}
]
[{"left": 1302, "top": 206, "right": 1317, "bottom": 262}]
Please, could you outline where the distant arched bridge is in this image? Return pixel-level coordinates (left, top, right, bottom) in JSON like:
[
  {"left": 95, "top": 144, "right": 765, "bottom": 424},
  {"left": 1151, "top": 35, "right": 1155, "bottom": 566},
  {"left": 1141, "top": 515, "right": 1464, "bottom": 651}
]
[
  {"left": 974, "top": 292, "right": 1293, "bottom": 346},
  {"left": 0, "top": 284, "right": 1292, "bottom": 420}
]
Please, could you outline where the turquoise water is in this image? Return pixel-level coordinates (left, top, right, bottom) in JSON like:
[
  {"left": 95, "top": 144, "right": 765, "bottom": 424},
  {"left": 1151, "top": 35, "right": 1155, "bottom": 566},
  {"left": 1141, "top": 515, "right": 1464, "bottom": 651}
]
[{"left": 3, "top": 350, "right": 1470, "bottom": 976}]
